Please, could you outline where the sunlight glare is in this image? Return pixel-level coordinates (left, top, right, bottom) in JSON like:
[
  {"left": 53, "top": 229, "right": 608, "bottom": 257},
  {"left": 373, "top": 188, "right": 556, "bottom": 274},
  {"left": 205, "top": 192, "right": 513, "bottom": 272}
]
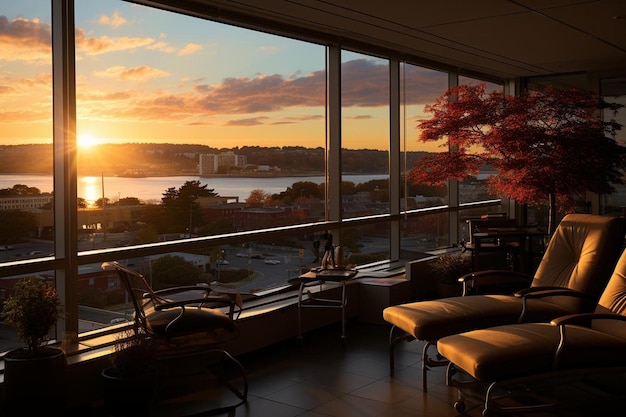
[{"left": 78, "top": 133, "right": 99, "bottom": 148}]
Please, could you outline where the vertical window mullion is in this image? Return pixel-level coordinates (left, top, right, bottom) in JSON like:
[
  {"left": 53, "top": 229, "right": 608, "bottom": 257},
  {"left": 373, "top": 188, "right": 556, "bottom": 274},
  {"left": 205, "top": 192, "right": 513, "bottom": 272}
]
[
  {"left": 52, "top": 0, "right": 79, "bottom": 342},
  {"left": 389, "top": 59, "right": 400, "bottom": 259},
  {"left": 326, "top": 45, "right": 341, "bottom": 222},
  {"left": 447, "top": 72, "right": 459, "bottom": 246}
]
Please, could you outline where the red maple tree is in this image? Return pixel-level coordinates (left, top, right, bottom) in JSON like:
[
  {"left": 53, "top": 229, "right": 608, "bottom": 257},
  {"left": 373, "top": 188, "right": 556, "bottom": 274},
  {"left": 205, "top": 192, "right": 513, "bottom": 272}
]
[{"left": 409, "top": 84, "right": 625, "bottom": 233}]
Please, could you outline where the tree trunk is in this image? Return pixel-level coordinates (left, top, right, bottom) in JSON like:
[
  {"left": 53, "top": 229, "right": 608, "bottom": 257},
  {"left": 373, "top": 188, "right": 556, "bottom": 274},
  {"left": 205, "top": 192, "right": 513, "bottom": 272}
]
[{"left": 548, "top": 192, "right": 557, "bottom": 235}]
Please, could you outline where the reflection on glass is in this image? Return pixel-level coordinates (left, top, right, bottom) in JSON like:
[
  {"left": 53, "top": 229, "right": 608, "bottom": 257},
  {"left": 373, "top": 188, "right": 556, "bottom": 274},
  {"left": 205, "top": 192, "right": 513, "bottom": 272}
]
[
  {"left": 341, "top": 51, "right": 390, "bottom": 218},
  {"left": 402, "top": 63, "right": 449, "bottom": 207},
  {"left": 400, "top": 212, "right": 449, "bottom": 256},
  {"left": 339, "top": 225, "right": 389, "bottom": 267},
  {"left": 457, "top": 76, "right": 504, "bottom": 204},
  {"left": 0, "top": 2, "right": 54, "bottom": 255},
  {"left": 75, "top": 0, "right": 326, "bottom": 220},
  {"left": 0, "top": 0, "right": 53, "bottom": 352},
  {"left": 600, "top": 77, "right": 626, "bottom": 217}
]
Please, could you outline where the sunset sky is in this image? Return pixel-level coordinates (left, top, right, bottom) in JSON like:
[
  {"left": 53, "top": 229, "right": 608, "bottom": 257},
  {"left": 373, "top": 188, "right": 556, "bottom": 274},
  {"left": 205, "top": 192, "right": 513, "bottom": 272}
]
[{"left": 1, "top": 0, "right": 453, "bottom": 151}]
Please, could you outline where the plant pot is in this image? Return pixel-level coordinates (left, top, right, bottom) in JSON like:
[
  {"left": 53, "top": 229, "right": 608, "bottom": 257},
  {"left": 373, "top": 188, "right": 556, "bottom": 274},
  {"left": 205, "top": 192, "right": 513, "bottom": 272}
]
[
  {"left": 101, "top": 366, "right": 159, "bottom": 417},
  {"left": 3, "top": 346, "right": 68, "bottom": 415}
]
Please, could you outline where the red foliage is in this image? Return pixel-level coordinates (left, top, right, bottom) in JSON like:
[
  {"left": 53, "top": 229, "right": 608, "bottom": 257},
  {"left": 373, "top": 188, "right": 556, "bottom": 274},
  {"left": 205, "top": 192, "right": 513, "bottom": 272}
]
[{"left": 410, "top": 84, "right": 625, "bottom": 227}]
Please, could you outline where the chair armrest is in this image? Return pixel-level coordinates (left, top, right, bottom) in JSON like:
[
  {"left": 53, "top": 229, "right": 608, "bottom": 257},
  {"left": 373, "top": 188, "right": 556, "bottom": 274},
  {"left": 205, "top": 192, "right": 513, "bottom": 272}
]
[
  {"left": 516, "top": 287, "right": 596, "bottom": 322},
  {"left": 154, "top": 294, "right": 243, "bottom": 320},
  {"left": 515, "top": 287, "right": 593, "bottom": 301},
  {"left": 551, "top": 313, "right": 626, "bottom": 327},
  {"left": 458, "top": 270, "right": 533, "bottom": 295},
  {"left": 153, "top": 294, "right": 234, "bottom": 311},
  {"left": 551, "top": 312, "right": 626, "bottom": 370},
  {"left": 150, "top": 284, "right": 216, "bottom": 296}
]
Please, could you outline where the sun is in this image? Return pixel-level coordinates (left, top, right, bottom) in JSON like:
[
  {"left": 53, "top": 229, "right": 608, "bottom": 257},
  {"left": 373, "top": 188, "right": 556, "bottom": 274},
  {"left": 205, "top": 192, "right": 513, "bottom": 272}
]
[{"left": 78, "top": 133, "right": 99, "bottom": 148}]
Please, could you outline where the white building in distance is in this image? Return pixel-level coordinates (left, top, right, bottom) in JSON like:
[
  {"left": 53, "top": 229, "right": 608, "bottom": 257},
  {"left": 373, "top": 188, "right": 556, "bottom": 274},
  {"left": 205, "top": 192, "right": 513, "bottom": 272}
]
[{"left": 199, "top": 151, "right": 247, "bottom": 175}]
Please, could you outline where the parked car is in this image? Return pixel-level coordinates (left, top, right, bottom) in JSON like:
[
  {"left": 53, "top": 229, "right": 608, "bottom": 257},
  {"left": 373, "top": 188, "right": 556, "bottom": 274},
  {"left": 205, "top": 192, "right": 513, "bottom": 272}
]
[{"left": 264, "top": 259, "right": 280, "bottom": 265}]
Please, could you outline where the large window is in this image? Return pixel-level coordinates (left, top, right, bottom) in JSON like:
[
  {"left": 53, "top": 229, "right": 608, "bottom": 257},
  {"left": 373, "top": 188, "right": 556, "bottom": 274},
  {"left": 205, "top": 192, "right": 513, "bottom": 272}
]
[
  {"left": 0, "top": 0, "right": 52, "bottom": 352},
  {"left": 601, "top": 77, "right": 626, "bottom": 217},
  {"left": 457, "top": 76, "right": 504, "bottom": 205},
  {"left": 401, "top": 64, "right": 449, "bottom": 208},
  {"left": 340, "top": 51, "right": 390, "bottom": 263},
  {"left": 0, "top": 0, "right": 514, "bottom": 356},
  {"left": 73, "top": 0, "right": 327, "bottom": 300},
  {"left": 399, "top": 63, "right": 450, "bottom": 253}
]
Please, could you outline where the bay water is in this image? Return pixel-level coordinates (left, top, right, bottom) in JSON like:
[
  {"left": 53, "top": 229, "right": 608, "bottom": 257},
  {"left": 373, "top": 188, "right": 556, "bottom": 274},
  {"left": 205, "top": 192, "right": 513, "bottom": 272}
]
[{"left": 0, "top": 174, "right": 388, "bottom": 204}]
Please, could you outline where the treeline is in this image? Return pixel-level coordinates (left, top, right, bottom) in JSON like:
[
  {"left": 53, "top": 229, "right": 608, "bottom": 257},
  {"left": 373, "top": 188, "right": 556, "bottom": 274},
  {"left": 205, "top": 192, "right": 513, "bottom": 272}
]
[{"left": 0, "top": 144, "right": 426, "bottom": 176}]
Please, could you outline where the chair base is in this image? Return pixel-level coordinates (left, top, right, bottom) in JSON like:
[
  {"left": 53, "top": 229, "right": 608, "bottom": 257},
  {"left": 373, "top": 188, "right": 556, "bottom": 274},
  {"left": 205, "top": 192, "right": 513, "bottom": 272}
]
[
  {"left": 153, "top": 348, "right": 248, "bottom": 416},
  {"left": 388, "top": 326, "right": 448, "bottom": 393},
  {"left": 446, "top": 362, "right": 626, "bottom": 416}
]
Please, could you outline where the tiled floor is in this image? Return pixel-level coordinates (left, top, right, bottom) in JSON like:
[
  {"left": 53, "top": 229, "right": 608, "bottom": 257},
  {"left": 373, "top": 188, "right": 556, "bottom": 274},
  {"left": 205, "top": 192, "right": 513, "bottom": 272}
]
[
  {"left": 79, "top": 320, "right": 618, "bottom": 417},
  {"left": 144, "top": 321, "right": 476, "bottom": 417}
]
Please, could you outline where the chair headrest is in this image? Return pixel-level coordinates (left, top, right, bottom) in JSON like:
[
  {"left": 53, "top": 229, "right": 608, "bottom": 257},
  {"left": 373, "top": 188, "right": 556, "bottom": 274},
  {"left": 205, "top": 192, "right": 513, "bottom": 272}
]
[{"left": 598, "top": 248, "right": 626, "bottom": 315}]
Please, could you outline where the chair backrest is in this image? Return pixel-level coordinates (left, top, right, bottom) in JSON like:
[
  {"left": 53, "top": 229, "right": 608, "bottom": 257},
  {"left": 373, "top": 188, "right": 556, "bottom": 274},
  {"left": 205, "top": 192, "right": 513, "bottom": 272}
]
[
  {"left": 532, "top": 214, "right": 625, "bottom": 299},
  {"left": 594, "top": 248, "right": 626, "bottom": 338},
  {"left": 103, "top": 261, "right": 154, "bottom": 334}
]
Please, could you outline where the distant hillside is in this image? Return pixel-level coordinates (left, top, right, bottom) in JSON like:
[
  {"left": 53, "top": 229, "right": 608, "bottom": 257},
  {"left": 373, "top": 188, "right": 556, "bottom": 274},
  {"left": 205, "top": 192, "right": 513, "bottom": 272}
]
[{"left": 0, "top": 143, "right": 426, "bottom": 176}]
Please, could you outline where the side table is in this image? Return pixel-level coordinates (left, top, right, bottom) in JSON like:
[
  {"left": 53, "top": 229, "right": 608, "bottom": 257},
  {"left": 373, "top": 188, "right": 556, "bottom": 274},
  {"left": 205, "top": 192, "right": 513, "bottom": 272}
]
[{"left": 291, "top": 269, "right": 358, "bottom": 344}]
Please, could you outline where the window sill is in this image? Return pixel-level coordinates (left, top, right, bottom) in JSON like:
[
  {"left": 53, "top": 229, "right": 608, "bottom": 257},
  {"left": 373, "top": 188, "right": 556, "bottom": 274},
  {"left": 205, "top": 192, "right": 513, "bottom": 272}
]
[{"left": 0, "top": 259, "right": 412, "bottom": 393}]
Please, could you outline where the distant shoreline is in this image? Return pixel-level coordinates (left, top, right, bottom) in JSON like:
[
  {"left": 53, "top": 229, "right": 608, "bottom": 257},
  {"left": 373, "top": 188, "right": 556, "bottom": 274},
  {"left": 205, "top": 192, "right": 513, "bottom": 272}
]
[{"left": 116, "top": 171, "right": 388, "bottom": 178}]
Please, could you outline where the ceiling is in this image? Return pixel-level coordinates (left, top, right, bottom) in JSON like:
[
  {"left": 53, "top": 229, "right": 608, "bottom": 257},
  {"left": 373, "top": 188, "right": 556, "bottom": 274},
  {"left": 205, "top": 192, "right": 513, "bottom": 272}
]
[{"left": 147, "top": 0, "right": 626, "bottom": 80}]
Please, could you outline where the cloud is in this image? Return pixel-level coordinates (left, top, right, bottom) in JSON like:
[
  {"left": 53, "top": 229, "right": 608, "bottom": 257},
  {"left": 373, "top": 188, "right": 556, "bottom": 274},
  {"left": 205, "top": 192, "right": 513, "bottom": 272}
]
[
  {"left": 94, "top": 65, "right": 169, "bottom": 81},
  {"left": 225, "top": 117, "right": 269, "bottom": 126},
  {"left": 341, "top": 59, "right": 451, "bottom": 106},
  {"left": 78, "top": 90, "right": 132, "bottom": 101},
  {"left": 146, "top": 41, "right": 176, "bottom": 53},
  {"left": 98, "top": 11, "right": 127, "bottom": 28},
  {"left": 0, "top": 72, "right": 51, "bottom": 100},
  {"left": 285, "top": 115, "right": 324, "bottom": 121},
  {"left": 0, "top": 108, "right": 50, "bottom": 123},
  {"left": 195, "top": 72, "right": 325, "bottom": 114},
  {"left": 72, "top": 58, "right": 448, "bottom": 127},
  {"left": 0, "top": 85, "right": 16, "bottom": 95},
  {"left": 75, "top": 29, "right": 155, "bottom": 55},
  {"left": 178, "top": 43, "right": 202, "bottom": 56},
  {"left": 0, "top": 16, "right": 51, "bottom": 63}
]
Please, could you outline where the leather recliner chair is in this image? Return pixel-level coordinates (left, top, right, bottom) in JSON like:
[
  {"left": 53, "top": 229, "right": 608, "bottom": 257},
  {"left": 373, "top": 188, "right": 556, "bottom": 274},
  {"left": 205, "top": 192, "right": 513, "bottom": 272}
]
[
  {"left": 437, "top": 247, "right": 626, "bottom": 415},
  {"left": 383, "top": 214, "right": 625, "bottom": 392}
]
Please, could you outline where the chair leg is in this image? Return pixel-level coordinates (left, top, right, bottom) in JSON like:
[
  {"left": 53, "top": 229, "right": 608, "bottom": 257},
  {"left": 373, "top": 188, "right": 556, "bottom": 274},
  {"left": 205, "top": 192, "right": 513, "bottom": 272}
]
[
  {"left": 388, "top": 326, "right": 414, "bottom": 377},
  {"left": 422, "top": 341, "right": 449, "bottom": 393},
  {"left": 209, "top": 349, "right": 248, "bottom": 405}
]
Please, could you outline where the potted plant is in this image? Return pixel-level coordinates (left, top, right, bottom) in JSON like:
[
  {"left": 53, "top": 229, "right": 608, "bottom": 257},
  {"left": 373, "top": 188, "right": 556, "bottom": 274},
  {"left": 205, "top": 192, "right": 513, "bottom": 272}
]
[
  {"left": 1, "top": 276, "right": 67, "bottom": 414},
  {"left": 430, "top": 253, "right": 473, "bottom": 297},
  {"left": 101, "top": 329, "right": 158, "bottom": 415}
]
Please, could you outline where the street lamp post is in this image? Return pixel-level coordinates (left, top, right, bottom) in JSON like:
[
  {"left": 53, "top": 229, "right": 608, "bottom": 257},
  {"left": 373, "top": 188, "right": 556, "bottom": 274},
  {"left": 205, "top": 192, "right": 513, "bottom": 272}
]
[{"left": 188, "top": 195, "right": 196, "bottom": 238}]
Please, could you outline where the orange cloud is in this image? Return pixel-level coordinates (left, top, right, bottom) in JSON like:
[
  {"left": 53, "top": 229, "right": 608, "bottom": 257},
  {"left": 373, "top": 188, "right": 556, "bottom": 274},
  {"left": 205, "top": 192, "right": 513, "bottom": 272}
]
[
  {"left": 94, "top": 65, "right": 169, "bottom": 81},
  {"left": 75, "top": 28, "right": 154, "bottom": 55},
  {"left": 0, "top": 108, "right": 50, "bottom": 123},
  {"left": 178, "top": 43, "right": 202, "bottom": 56},
  {"left": 72, "top": 60, "right": 446, "bottom": 128},
  {"left": 225, "top": 117, "right": 269, "bottom": 126},
  {"left": 78, "top": 91, "right": 132, "bottom": 101},
  {"left": 98, "top": 11, "right": 127, "bottom": 28},
  {"left": 0, "top": 16, "right": 51, "bottom": 63},
  {"left": 0, "top": 85, "right": 16, "bottom": 95},
  {"left": 147, "top": 41, "right": 176, "bottom": 53}
]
